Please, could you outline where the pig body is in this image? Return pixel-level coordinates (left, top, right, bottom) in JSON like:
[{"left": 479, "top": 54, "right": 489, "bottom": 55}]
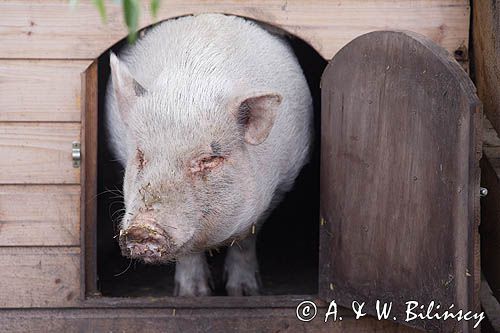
[{"left": 106, "top": 14, "right": 312, "bottom": 296}]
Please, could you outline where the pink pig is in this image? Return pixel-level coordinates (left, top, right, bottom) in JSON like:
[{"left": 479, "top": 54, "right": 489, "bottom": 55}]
[{"left": 106, "top": 13, "right": 312, "bottom": 296}]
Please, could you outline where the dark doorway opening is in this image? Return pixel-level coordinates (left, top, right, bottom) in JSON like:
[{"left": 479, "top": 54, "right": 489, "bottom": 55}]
[{"left": 95, "top": 18, "right": 327, "bottom": 297}]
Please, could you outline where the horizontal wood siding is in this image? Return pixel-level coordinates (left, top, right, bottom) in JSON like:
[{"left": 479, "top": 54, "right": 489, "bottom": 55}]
[
  {"left": 0, "top": 0, "right": 470, "bottom": 60},
  {"left": 0, "top": 60, "right": 90, "bottom": 122},
  {"left": 0, "top": 247, "right": 81, "bottom": 307},
  {"left": 0, "top": 58, "right": 86, "bottom": 307},
  {"left": 0, "top": 123, "right": 80, "bottom": 184},
  {"left": 0, "top": 185, "right": 80, "bottom": 246}
]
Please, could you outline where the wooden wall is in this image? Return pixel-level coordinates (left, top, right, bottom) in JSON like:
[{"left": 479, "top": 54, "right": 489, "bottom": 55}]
[
  {"left": 0, "top": 0, "right": 471, "bottom": 60},
  {"left": 0, "top": 0, "right": 471, "bottom": 312},
  {"left": 0, "top": 58, "right": 88, "bottom": 306},
  {"left": 473, "top": 0, "right": 500, "bottom": 311},
  {"left": 473, "top": 0, "right": 500, "bottom": 134}
]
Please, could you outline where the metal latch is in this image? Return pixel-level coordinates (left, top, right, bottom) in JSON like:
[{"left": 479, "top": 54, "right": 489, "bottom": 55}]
[
  {"left": 72, "top": 142, "right": 81, "bottom": 168},
  {"left": 480, "top": 187, "right": 488, "bottom": 197}
]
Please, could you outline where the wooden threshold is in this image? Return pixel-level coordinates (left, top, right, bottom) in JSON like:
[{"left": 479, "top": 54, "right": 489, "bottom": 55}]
[
  {"left": 80, "top": 294, "right": 326, "bottom": 309},
  {"left": 0, "top": 307, "right": 419, "bottom": 333}
]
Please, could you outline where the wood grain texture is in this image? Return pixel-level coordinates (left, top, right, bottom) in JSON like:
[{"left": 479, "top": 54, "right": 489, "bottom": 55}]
[
  {"left": 0, "top": 308, "right": 419, "bottom": 332},
  {"left": 0, "top": 247, "right": 80, "bottom": 307},
  {"left": 0, "top": 0, "right": 470, "bottom": 60},
  {"left": 81, "top": 61, "right": 99, "bottom": 297},
  {"left": 83, "top": 295, "right": 326, "bottom": 309},
  {"left": 319, "top": 31, "right": 481, "bottom": 332},
  {"left": 0, "top": 60, "right": 90, "bottom": 122},
  {"left": 0, "top": 185, "right": 80, "bottom": 246},
  {"left": 472, "top": 0, "right": 500, "bottom": 133},
  {"left": 0, "top": 123, "right": 80, "bottom": 184}
]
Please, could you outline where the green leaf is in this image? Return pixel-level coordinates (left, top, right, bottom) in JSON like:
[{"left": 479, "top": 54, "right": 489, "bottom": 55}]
[
  {"left": 92, "top": 0, "right": 107, "bottom": 23},
  {"left": 123, "top": 0, "right": 140, "bottom": 43},
  {"left": 150, "top": 0, "right": 160, "bottom": 19}
]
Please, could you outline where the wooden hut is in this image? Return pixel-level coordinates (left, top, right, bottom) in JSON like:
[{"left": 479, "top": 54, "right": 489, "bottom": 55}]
[{"left": 0, "top": 1, "right": 499, "bottom": 332}]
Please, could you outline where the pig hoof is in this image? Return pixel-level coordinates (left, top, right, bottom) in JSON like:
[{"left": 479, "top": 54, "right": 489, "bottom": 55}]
[
  {"left": 224, "top": 269, "right": 261, "bottom": 296},
  {"left": 224, "top": 236, "right": 261, "bottom": 296},
  {"left": 174, "top": 254, "right": 213, "bottom": 297},
  {"left": 173, "top": 277, "right": 213, "bottom": 296}
]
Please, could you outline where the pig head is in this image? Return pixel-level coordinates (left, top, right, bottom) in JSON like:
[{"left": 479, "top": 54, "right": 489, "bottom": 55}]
[{"left": 109, "top": 52, "right": 285, "bottom": 263}]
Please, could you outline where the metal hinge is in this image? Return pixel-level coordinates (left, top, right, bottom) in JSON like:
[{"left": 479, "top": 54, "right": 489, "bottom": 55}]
[
  {"left": 480, "top": 187, "right": 488, "bottom": 197},
  {"left": 72, "top": 142, "right": 81, "bottom": 168}
]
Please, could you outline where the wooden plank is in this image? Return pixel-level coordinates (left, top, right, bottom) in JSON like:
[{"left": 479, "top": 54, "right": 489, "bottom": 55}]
[
  {"left": 0, "top": 60, "right": 90, "bottom": 122},
  {"left": 0, "top": 308, "right": 419, "bottom": 332},
  {"left": 472, "top": 0, "right": 500, "bottom": 133},
  {"left": 319, "top": 31, "right": 481, "bottom": 332},
  {"left": 0, "top": 0, "right": 470, "bottom": 60},
  {"left": 0, "top": 247, "right": 80, "bottom": 307},
  {"left": 82, "top": 295, "right": 326, "bottom": 309},
  {"left": 81, "top": 60, "right": 99, "bottom": 297},
  {"left": 0, "top": 123, "right": 80, "bottom": 184},
  {"left": 0, "top": 185, "right": 80, "bottom": 246}
]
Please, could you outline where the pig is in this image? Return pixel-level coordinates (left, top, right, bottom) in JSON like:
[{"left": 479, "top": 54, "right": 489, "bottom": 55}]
[{"left": 105, "top": 13, "right": 312, "bottom": 296}]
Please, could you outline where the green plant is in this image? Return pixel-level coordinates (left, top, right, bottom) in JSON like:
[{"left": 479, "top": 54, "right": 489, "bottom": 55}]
[{"left": 70, "top": 0, "right": 161, "bottom": 43}]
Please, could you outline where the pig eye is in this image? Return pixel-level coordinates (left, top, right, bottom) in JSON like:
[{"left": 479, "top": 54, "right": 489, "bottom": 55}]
[
  {"left": 189, "top": 155, "right": 224, "bottom": 174},
  {"left": 136, "top": 148, "right": 147, "bottom": 171}
]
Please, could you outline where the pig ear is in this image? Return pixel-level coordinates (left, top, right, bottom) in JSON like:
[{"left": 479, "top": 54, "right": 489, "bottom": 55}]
[
  {"left": 236, "top": 93, "right": 282, "bottom": 145},
  {"left": 109, "top": 52, "right": 147, "bottom": 120}
]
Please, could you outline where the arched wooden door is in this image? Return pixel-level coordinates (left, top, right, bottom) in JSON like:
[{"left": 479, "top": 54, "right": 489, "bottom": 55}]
[{"left": 319, "top": 31, "right": 482, "bottom": 332}]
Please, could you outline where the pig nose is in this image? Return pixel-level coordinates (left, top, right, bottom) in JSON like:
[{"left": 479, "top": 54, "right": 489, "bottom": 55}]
[{"left": 119, "top": 219, "right": 175, "bottom": 262}]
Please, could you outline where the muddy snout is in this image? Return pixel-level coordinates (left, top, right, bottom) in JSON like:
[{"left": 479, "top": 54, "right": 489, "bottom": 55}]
[{"left": 119, "top": 216, "right": 175, "bottom": 263}]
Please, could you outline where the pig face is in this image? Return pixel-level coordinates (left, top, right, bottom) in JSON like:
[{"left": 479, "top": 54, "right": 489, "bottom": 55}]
[{"left": 109, "top": 53, "right": 282, "bottom": 263}]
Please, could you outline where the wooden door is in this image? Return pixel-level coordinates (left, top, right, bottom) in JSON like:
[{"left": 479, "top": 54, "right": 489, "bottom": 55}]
[{"left": 319, "top": 31, "right": 481, "bottom": 332}]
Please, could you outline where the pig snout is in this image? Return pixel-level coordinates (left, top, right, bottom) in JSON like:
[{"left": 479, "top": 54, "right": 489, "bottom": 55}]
[{"left": 118, "top": 213, "right": 175, "bottom": 263}]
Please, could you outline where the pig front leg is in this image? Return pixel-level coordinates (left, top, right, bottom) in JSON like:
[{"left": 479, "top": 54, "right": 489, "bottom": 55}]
[
  {"left": 174, "top": 253, "right": 213, "bottom": 296},
  {"left": 224, "top": 234, "right": 261, "bottom": 296}
]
